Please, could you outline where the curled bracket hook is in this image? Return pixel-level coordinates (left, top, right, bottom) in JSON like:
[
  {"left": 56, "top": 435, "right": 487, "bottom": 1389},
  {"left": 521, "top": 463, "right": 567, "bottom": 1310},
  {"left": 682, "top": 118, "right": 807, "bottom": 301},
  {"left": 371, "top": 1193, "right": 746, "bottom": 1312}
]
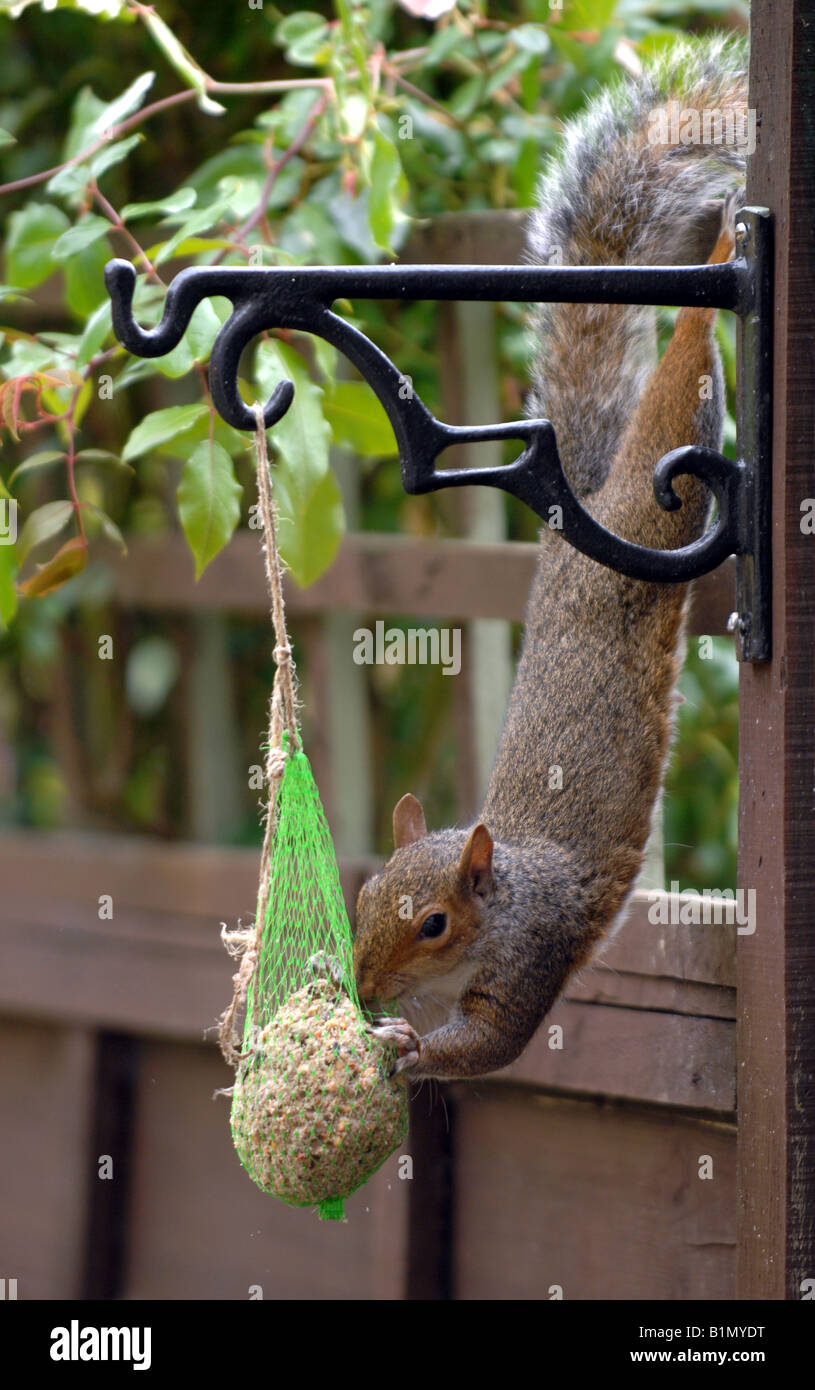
[
  {"left": 104, "top": 250, "right": 760, "bottom": 596},
  {"left": 104, "top": 259, "right": 295, "bottom": 428}
]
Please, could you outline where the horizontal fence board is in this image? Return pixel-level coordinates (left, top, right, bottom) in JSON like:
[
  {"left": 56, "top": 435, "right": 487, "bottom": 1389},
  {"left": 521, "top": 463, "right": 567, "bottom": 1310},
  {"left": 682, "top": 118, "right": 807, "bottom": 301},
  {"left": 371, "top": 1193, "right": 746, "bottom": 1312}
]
[
  {"left": 101, "top": 532, "right": 736, "bottom": 635},
  {"left": 450, "top": 1090, "right": 735, "bottom": 1300},
  {"left": 0, "top": 828, "right": 376, "bottom": 920},
  {"left": 400, "top": 206, "right": 726, "bottom": 274},
  {"left": 0, "top": 831, "right": 375, "bottom": 1042},
  {"left": 567, "top": 972, "right": 735, "bottom": 1020},
  {"left": 596, "top": 893, "right": 737, "bottom": 989},
  {"left": 401, "top": 208, "right": 529, "bottom": 266},
  {"left": 0, "top": 832, "right": 736, "bottom": 1110},
  {"left": 496, "top": 999, "right": 735, "bottom": 1113}
]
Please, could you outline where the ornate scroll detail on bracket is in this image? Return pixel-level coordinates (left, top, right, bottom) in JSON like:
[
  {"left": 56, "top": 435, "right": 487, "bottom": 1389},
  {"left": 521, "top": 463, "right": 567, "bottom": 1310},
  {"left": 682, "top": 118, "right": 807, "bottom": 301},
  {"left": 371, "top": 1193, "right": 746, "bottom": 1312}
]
[{"left": 105, "top": 208, "right": 770, "bottom": 654}]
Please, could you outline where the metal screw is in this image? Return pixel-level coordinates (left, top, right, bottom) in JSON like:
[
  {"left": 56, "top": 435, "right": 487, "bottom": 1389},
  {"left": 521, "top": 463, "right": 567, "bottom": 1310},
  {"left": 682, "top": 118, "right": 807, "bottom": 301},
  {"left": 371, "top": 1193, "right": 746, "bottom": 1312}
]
[
  {"left": 727, "top": 611, "right": 745, "bottom": 634},
  {"left": 735, "top": 221, "right": 749, "bottom": 246}
]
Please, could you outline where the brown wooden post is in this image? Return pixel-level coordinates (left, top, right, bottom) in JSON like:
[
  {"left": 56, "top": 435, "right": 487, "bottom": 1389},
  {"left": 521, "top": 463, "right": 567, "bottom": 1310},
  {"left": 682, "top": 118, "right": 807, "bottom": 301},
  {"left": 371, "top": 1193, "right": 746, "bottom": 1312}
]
[{"left": 738, "top": 0, "right": 815, "bottom": 1300}]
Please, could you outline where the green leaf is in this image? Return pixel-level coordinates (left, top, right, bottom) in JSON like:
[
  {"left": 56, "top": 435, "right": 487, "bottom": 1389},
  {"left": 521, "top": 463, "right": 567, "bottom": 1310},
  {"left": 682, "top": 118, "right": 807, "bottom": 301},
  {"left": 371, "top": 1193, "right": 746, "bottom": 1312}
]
[
  {"left": 424, "top": 24, "right": 467, "bottom": 68},
  {"left": 0, "top": 285, "right": 28, "bottom": 303},
  {"left": 275, "top": 11, "right": 330, "bottom": 66},
  {"left": 6, "top": 337, "right": 61, "bottom": 374},
  {"left": 255, "top": 339, "right": 343, "bottom": 585},
  {"left": 76, "top": 299, "right": 113, "bottom": 367},
  {"left": 75, "top": 449, "right": 132, "bottom": 472},
  {"left": 153, "top": 413, "right": 246, "bottom": 462},
  {"left": 81, "top": 501, "right": 127, "bottom": 553},
  {"left": 143, "top": 236, "right": 234, "bottom": 260},
  {"left": 63, "top": 85, "right": 108, "bottom": 164},
  {"left": 510, "top": 24, "right": 551, "bottom": 56},
  {"left": 64, "top": 235, "right": 110, "bottom": 317},
  {"left": 368, "top": 126, "right": 406, "bottom": 254},
  {"left": 564, "top": 0, "right": 617, "bottom": 25},
  {"left": 278, "top": 200, "right": 347, "bottom": 265},
  {"left": 152, "top": 189, "right": 235, "bottom": 265},
  {"left": 287, "top": 28, "right": 331, "bottom": 68},
  {"left": 342, "top": 93, "right": 370, "bottom": 143},
  {"left": 16, "top": 499, "right": 75, "bottom": 566},
  {"left": 319, "top": 182, "right": 379, "bottom": 262},
  {"left": 187, "top": 144, "right": 264, "bottom": 203},
  {"left": 0, "top": 536, "right": 18, "bottom": 629},
  {"left": 0, "top": 127, "right": 16, "bottom": 149},
  {"left": 92, "top": 71, "right": 155, "bottom": 137},
  {"left": 45, "top": 163, "right": 90, "bottom": 201},
  {"left": 120, "top": 187, "right": 197, "bottom": 222},
  {"left": 255, "top": 339, "right": 331, "bottom": 495},
  {"left": 148, "top": 298, "right": 224, "bottom": 377},
  {"left": 138, "top": 7, "right": 226, "bottom": 116},
  {"left": 122, "top": 404, "right": 210, "bottom": 461},
  {"left": 50, "top": 214, "right": 110, "bottom": 261},
  {"left": 17, "top": 535, "right": 87, "bottom": 598},
  {"left": 89, "top": 133, "right": 142, "bottom": 181},
  {"left": 9, "top": 450, "right": 66, "bottom": 485},
  {"left": 5, "top": 203, "right": 70, "bottom": 289},
  {"left": 153, "top": 335, "right": 194, "bottom": 380},
  {"left": 323, "top": 381, "right": 396, "bottom": 457},
  {"left": 512, "top": 137, "right": 540, "bottom": 208},
  {"left": 177, "top": 439, "right": 242, "bottom": 578},
  {"left": 273, "top": 465, "right": 344, "bottom": 588},
  {"left": 275, "top": 11, "right": 325, "bottom": 44},
  {"left": 185, "top": 297, "right": 228, "bottom": 362},
  {"left": 112, "top": 357, "right": 161, "bottom": 392}
]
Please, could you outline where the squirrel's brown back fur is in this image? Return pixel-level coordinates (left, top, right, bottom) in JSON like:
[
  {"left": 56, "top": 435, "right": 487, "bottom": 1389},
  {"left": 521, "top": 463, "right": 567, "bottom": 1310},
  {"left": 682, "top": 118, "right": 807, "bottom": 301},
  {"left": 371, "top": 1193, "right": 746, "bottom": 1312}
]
[{"left": 353, "top": 35, "right": 749, "bottom": 1080}]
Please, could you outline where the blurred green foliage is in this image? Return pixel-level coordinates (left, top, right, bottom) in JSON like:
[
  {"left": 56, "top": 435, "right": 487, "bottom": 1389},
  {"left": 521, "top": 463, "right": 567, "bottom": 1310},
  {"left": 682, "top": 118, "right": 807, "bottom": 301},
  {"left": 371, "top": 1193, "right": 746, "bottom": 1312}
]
[
  {"left": 0, "top": 0, "right": 743, "bottom": 885},
  {"left": 664, "top": 636, "right": 738, "bottom": 890}
]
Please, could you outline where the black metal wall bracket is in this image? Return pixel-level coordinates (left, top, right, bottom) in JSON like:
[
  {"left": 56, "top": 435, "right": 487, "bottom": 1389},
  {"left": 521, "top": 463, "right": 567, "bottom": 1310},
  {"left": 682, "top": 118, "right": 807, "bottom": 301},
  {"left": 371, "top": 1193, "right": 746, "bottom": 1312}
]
[{"left": 104, "top": 204, "right": 772, "bottom": 660}]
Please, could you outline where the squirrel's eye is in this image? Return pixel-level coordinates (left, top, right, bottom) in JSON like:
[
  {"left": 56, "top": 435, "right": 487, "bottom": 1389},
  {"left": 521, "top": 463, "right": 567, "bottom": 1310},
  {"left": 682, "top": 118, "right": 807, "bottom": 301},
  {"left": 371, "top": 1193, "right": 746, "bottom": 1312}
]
[{"left": 418, "top": 911, "right": 447, "bottom": 940}]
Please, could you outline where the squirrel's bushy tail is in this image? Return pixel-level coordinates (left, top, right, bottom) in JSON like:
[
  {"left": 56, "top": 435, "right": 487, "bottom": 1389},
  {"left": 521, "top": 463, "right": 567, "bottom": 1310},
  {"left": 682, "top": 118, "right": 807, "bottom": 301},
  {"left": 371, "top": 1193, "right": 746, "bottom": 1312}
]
[{"left": 527, "top": 33, "right": 748, "bottom": 497}]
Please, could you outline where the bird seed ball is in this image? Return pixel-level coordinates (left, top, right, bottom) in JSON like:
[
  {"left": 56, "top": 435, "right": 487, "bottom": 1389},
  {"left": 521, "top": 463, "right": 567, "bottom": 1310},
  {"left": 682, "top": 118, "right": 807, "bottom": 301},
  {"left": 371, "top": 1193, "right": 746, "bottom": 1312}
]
[{"left": 232, "top": 978, "right": 408, "bottom": 1207}]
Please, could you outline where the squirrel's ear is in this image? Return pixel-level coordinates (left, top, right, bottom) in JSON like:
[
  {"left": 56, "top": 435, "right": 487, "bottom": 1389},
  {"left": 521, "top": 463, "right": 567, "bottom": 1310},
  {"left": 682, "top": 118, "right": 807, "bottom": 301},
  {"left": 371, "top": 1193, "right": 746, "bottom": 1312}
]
[
  {"left": 393, "top": 793, "right": 427, "bottom": 848},
  {"left": 459, "top": 823, "right": 494, "bottom": 898}
]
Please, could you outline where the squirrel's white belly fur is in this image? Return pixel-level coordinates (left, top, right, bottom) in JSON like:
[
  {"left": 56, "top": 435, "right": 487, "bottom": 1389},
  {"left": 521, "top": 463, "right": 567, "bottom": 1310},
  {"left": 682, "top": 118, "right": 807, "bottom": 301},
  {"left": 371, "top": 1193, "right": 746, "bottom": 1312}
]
[{"left": 398, "top": 959, "right": 479, "bottom": 1034}]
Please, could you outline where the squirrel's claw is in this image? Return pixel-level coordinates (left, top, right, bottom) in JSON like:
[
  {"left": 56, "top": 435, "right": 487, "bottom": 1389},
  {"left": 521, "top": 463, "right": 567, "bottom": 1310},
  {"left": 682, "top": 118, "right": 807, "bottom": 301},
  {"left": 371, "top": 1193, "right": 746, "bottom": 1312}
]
[
  {"left": 392, "top": 1048, "right": 420, "bottom": 1076},
  {"left": 368, "top": 1016, "right": 420, "bottom": 1071},
  {"left": 308, "top": 950, "right": 344, "bottom": 985}
]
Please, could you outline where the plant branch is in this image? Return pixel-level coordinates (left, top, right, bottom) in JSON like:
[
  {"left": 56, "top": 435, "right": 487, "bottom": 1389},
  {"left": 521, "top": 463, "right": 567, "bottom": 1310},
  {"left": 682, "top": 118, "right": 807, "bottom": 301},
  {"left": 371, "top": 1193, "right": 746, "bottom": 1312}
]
[
  {"left": 91, "top": 181, "right": 165, "bottom": 285},
  {"left": 0, "top": 90, "right": 198, "bottom": 199},
  {"left": 385, "top": 68, "right": 460, "bottom": 122},
  {"left": 64, "top": 410, "right": 86, "bottom": 546},
  {"left": 0, "top": 77, "right": 330, "bottom": 201},
  {"left": 216, "top": 92, "right": 330, "bottom": 263}
]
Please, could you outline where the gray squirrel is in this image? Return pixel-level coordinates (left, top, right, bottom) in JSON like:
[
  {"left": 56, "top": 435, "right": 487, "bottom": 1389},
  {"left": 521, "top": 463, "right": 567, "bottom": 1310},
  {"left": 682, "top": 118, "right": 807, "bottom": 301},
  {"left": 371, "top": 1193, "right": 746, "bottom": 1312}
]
[{"left": 353, "top": 34, "right": 749, "bottom": 1081}]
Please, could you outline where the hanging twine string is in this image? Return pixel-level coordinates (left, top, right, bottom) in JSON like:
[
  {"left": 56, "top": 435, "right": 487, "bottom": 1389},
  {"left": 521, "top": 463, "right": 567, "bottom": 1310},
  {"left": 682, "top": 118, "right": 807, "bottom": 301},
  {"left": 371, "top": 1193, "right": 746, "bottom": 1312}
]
[{"left": 218, "top": 402, "right": 300, "bottom": 1066}]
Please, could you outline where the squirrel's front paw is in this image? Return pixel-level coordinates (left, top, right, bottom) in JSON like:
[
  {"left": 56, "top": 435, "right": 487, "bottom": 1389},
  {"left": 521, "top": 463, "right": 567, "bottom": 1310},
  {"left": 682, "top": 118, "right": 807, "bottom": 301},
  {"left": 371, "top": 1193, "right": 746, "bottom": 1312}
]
[
  {"left": 368, "top": 1016, "right": 421, "bottom": 1073},
  {"left": 307, "top": 950, "right": 344, "bottom": 985}
]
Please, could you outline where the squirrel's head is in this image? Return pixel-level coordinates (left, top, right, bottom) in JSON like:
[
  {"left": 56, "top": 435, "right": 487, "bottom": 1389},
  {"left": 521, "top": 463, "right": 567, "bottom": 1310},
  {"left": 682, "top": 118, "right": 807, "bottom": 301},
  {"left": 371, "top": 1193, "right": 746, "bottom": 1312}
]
[{"left": 353, "top": 793, "right": 494, "bottom": 1006}]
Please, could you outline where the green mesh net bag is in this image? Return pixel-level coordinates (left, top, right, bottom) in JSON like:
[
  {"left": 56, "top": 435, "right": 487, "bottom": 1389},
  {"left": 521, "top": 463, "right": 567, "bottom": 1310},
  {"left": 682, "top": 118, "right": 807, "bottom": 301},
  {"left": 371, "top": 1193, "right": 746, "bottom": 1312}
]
[{"left": 218, "top": 407, "right": 408, "bottom": 1222}]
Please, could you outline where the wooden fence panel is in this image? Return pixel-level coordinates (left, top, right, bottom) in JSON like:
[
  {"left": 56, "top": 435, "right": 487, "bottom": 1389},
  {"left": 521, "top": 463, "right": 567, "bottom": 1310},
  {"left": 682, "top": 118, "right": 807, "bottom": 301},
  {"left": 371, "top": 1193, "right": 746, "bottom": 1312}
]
[
  {"left": 121, "top": 1038, "right": 410, "bottom": 1300},
  {"left": 0, "top": 833, "right": 735, "bottom": 1112},
  {"left": 103, "top": 531, "right": 736, "bottom": 635},
  {"left": 0, "top": 840, "right": 738, "bottom": 1300},
  {"left": 0, "top": 1019, "right": 95, "bottom": 1299},
  {"left": 451, "top": 1089, "right": 736, "bottom": 1301}
]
